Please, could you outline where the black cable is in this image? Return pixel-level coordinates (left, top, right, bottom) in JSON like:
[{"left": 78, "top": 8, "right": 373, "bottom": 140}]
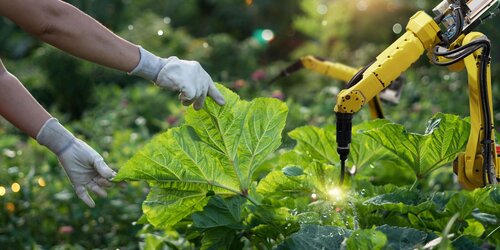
[
  {"left": 431, "top": 44, "right": 482, "bottom": 66},
  {"left": 433, "top": 39, "right": 486, "bottom": 56},
  {"left": 477, "top": 41, "right": 494, "bottom": 185},
  {"left": 432, "top": 36, "right": 496, "bottom": 185},
  {"left": 345, "top": 61, "right": 374, "bottom": 88}
]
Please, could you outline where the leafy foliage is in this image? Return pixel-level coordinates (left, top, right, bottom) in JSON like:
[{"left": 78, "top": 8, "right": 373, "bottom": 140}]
[
  {"left": 361, "top": 113, "right": 470, "bottom": 178},
  {"left": 277, "top": 225, "right": 352, "bottom": 250},
  {"left": 115, "top": 85, "right": 288, "bottom": 228},
  {"left": 3, "top": 0, "right": 500, "bottom": 248},
  {"left": 116, "top": 86, "right": 500, "bottom": 249}
]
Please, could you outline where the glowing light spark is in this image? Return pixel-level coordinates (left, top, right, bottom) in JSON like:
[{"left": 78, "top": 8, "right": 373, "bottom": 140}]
[
  {"left": 328, "top": 187, "right": 343, "bottom": 201},
  {"left": 0, "top": 186, "right": 5, "bottom": 196}
]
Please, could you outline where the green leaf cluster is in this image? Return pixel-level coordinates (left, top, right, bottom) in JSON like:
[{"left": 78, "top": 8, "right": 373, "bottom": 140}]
[
  {"left": 115, "top": 84, "right": 288, "bottom": 230},
  {"left": 118, "top": 86, "right": 500, "bottom": 249},
  {"left": 361, "top": 113, "right": 470, "bottom": 178}
]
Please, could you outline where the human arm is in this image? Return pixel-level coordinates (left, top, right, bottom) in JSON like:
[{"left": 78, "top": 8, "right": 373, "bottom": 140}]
[
  {"left": 0, "top": 0, "right": 225, "bottom": 109},
  {"left": 0, "top": 0, "right": 138, "bottom": 72},
  {"left": 0, "top": 59, "right": 115, "bottom": 207}
]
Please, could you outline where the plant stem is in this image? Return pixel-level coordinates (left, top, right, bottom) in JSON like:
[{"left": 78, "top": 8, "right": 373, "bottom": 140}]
[
  {"left": 483, "top": 225, "right": 500, "bottom": 241},
  {"left": 409, "top": 178, "right": 419, "bottom": 191},
  {"left": 246, "top": 195, "right": 261, "bottom": 206}
]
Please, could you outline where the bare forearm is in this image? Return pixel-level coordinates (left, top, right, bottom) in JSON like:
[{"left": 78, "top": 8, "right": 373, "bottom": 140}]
[
  {"left": 0, "top": 0, "right": 140, "bottom": 72},
  {"left": 0, "top": 65, "right": 51, "bottom": 138}
]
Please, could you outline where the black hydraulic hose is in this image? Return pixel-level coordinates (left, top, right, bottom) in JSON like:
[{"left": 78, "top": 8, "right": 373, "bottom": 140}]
[
  {"left": 477, "top": 41, "right": 494, "bottom": 185},
  {"left": 345, "top": 61, "right": 374, "bottom": 88},
  {"left": 432, "top": 37, "right": 496, "bottom": 185},
  {"left": 431, "top": 44, "right": 483, "bottom": 66},
  {"left": 433, "top": 39, "right": 486, "bottom": 56}
]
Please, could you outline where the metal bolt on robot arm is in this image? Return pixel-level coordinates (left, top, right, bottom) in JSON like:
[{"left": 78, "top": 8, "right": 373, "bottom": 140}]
[{"left": 335, "top": 0, "right": 500, "bottom": 188}]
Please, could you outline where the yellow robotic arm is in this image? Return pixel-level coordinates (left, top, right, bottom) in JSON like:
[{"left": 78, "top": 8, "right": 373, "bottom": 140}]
[
  {"left": 335, "top": 0, "right": 500, "bottom": 187},
  {"left": 299, "top": 55, "right": 358, "bottom": 82},
  {"left": 270, "top": 55, "right": 387, "bottom": 119},
  {"left": 334, "top": 11, "right": 440, "bottom": 114}
]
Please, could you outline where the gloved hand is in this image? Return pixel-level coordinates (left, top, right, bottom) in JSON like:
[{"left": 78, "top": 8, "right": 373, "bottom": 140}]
[
  {"left": 36, "top": 118, "right": 116, "bottom": 207},
  {"left": 129, "top": 47, "right": 225, "bottom": 110}
]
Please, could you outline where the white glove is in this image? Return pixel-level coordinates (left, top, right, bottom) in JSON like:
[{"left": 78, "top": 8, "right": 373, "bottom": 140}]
[
  {"left": 128, "top": 47, "right": 225, "bottom": 110},
  {"left": 36, "top": 118, "right": 116, "bottom": 207}
]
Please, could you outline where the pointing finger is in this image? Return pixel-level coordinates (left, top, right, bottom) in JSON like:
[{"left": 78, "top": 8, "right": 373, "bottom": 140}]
[{"left": 208, "top": 84, "right": 225, "bottom": 105}]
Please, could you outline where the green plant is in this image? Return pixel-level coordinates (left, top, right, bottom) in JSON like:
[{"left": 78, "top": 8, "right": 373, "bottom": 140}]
[{"left": 117, "top": 85, "right": 500, "bottom": 249}]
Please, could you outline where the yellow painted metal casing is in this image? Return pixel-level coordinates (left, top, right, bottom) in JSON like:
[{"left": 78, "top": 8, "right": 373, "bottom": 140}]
[
  {"left": 301, "top": 56, "right": 358, "bottom": 82},
  {"left": 301, "top": 56, "right": 384, "bottom": 118},
  {"left": 455, "top": 32, "right": 499, "bottom": 189},
  {"left": 334, "top": 11, "right": 440, "bottom": 113}
]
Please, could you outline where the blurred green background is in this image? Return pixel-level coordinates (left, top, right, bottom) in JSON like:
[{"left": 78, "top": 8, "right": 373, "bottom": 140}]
[{"left": 1, "top": 0, "right": 499, "bottom": 248}]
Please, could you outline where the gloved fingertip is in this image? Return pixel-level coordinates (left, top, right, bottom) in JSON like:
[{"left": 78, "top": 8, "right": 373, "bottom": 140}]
[
  {"left": 208, "top": 86, "right": 225, "bottom": 105},
  {"left": 76, "top": 187, "right": 96, "bottom": 208},
  {"left": 193, "top": 104, "right": 201, "bottom": 110},
  {"left": 86, "top": 200, "right": 96, "bottom": 208},
  {"left": 182, "top": 99, "right": 194, "bottom": 107},
  {"left": 215, "top": 96, "right": 226, "bottom": 105},
  {"left": 94, "top": 158, "right": 116, "bottom": 179},
  {"left": 193, "top": 95, "right": 207, "bottom": 111}
]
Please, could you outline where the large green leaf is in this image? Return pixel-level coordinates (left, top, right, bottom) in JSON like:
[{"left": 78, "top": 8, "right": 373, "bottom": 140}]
[
  {"left": 192, "top": 195, "right": 246, "bottom": 230},
  {"left": 345, "top": 228, "right": 387, "bottom": 250},
  {"left": 200, "top": 227, "right": 238, "bottom": 250},
  {"left": 445, "top": 188, "right": 490, "bottom": 220},
  {"left": 276, "top": 225, "right": 352, "bottom": 250},
  {"left": 362, "top": 188, "right": 433, "bottom": 214},
  {"left": 288, "top": 126, "right": 338, "bottom": 165},
  {"left": 478, "top": 185, "right": 500, "bottom": 217},
  {"left": 142, "top": 183, "right": 228, "bottom": 228},
  {"left": 257, "top": 168, "right": 311, "bottom": 198},
  {"left": 361, "top": 113, "right": 469, "bottom": 177},
  {"left": 376, "top": 225, "right": 430, "bottom": 250},
  {"left": 350, "top": 119, "right": 394, "bottom": 171},
  {"left": 115, "top": 85, "right": 288, "bottom": 227}
]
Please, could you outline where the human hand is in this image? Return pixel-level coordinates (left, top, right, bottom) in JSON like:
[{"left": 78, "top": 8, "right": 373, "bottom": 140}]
[
  {"left": 155, "top": 56, "right": 225, "bottom": 110},
  {"left": 36, "top": 118, "right": 116, "bottom": 207},
  {"left": 129, "top": 47, "right": 225, "bottom": 110}
]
